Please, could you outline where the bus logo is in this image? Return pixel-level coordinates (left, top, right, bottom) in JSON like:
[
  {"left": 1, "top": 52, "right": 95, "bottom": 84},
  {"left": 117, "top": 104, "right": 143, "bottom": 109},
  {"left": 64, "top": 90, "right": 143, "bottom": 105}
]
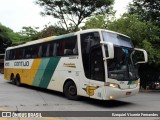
[{"left": 83, "top": 86, "right": 99, "bottom": 96}]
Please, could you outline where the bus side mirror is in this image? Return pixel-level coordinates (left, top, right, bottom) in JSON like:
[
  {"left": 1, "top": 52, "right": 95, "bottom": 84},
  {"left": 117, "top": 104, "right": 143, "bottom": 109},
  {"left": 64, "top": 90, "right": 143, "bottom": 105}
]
[
  {"left": 100, "top": 41, "right": 114, "bottom": 60},
  {"left": 134, "top": 48, "right": 148, "bottom": 64}
]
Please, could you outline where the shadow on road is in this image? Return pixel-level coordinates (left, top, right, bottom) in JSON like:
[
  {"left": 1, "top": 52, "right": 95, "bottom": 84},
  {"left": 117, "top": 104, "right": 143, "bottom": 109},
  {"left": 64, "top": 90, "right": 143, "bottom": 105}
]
[{"left": 80, "top": 97, "right": 134, "bottom": 108}]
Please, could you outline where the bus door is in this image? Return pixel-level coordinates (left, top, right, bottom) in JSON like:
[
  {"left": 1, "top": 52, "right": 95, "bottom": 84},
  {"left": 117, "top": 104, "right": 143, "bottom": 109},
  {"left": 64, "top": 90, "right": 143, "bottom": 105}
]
[
  {"left": 89, "top": 46, "right": 105, "bottom": 99},
  {"left": 81, "top": 32, "right": 105, "bottom": 99}
]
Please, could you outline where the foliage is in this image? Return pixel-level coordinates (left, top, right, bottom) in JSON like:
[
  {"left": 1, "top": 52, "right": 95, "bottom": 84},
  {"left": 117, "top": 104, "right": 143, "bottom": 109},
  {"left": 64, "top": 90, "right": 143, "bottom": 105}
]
[
  {"left": 35, "top": 0, "right": 114, "bottom": 32},
  {"left": 83, "top": 15, "right": 109, "bottom": 29},
  {"left": 0, "top": 24, "right": 40, "bottom": 48},
  {"left": 18, "top": 26, "right": 40, "bottom": 43},
  {"left": 0, "top": 23, "right": 32, "bottom": 46},
  {"left": 39, "top": 25, "right": 68, "bottom": 38},
  {"left": 128, "top": 0, "right": 160, "bottom": 26},
  {"left": 19, "top": 26, "right": 39, "bottom": 39},
  {"left": 0, "top": 34, "right": 11, "bottom": 54},
  {"left": 0, "top": 24, "right": 12, "bottom": 53}
]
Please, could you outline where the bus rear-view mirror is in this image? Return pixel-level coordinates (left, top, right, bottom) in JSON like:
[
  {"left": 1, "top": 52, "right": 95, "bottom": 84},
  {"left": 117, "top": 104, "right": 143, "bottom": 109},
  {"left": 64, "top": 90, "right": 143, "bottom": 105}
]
[
  {"left": 134, "top": 48, "right": 148, "bottom": 64},
  {"left": 100, "top": 41, "right": 114, "bottom": 60}
]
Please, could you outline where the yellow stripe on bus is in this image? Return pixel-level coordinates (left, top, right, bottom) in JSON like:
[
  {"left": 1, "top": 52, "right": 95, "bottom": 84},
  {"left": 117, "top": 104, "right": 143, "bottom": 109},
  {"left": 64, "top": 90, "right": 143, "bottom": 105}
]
[{"left": 24, "top": 59, "right": 42, "bottom": 85}]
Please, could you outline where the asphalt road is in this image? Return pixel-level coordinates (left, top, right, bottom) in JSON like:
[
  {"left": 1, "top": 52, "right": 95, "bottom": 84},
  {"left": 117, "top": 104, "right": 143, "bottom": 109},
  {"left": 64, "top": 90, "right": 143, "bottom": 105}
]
[{"left": 0, "top": 74, "right": 160, "bottom": 120}]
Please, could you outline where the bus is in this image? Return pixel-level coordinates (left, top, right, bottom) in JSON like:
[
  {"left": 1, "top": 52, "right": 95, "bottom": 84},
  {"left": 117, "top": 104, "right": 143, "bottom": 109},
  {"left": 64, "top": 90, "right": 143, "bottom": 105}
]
[
  {"left": 0, "top": 54, "right": 5, "bottom": 74},
  {"left": 4, "top": 29, "right": 148, "bottom": 100}
]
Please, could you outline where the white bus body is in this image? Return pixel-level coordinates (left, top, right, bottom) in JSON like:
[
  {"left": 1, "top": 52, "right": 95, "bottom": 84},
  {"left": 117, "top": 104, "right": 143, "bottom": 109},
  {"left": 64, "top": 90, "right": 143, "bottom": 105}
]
[{"left": 4, "top": 29, "right": 148, "bottom": 100}]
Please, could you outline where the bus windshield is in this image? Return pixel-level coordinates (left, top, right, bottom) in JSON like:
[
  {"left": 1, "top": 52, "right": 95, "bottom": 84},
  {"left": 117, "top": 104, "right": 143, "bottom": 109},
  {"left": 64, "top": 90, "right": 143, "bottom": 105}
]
[
  {"left": 102, "top": 31, "right": 133, "bottom": 48},
  {"left": 102, "top": 31, "right": 138, "bottom": 81}
]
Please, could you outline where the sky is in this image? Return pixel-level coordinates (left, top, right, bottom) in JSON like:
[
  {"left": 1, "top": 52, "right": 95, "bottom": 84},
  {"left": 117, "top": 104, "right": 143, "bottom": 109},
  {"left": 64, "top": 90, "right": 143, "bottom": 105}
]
[{"left": 0, "top": 0, "right": 132, "bottom": 32}]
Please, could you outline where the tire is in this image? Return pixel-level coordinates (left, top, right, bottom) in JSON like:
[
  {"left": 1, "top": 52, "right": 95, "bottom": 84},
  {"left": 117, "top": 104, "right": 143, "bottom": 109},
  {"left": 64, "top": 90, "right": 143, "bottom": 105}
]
[
  {"left": 64, "top": 81, "right": 79, "bottom": 100},
  {"left": 10, "top": 75, "right": 15, "bottom": 85},
  {"left": 15, "top": 75, "right": 21, "bottom": 86}
]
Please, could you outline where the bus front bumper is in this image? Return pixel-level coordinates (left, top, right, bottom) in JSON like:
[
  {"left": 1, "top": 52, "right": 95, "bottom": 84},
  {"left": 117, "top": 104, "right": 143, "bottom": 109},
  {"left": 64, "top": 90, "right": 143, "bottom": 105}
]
[{"left": 105, "top": 85, "right": 139, "bottom": 100}]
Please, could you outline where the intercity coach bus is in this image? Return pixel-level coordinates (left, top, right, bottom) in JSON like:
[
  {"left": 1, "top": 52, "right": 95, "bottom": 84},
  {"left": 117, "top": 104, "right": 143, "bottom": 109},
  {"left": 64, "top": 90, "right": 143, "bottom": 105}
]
[{"left": 4, "top": 29, "right": 147, "bottom": 100}]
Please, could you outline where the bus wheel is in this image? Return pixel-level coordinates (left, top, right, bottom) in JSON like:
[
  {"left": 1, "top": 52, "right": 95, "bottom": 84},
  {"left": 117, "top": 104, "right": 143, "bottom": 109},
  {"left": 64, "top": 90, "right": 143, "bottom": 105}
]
[
  {"left": 64, "top": 81, "right": 79, "bottom": 100},
  {"left": 10, "top": 74, "right": 15, "bottom": 85},
  {"left": 15, "top": 75, "right": 21, "bottom": 86}
]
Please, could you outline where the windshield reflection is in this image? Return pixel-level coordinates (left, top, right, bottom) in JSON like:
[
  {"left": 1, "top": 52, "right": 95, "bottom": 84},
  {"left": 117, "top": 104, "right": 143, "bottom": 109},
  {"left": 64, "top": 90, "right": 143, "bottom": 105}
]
[{"left": 107, "top": 46, "right": 139, "bottom": 81}]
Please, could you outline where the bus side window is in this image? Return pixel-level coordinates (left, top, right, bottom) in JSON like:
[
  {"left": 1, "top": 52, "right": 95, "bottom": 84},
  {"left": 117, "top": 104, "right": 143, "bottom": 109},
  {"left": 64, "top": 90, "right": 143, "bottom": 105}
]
[
  {"left": 46, "top": 44, "right": 49, "bottom": 57},
  {"left": 73, "top": 41, "right": 78, "bottom": 55},
  {"left": 25, "top": 48, "right": 31, "bottom": 59},
  {"left": 15, "top": 48, "right": 23, "bottom": 59},
  {"left": 6, "top": 50, "right": 10, "bottom": 60},
  {"left": 49, "top": 43, "right": 54, "bottom": 57},
  {"left": 32, "top": 46, "right": 39, "bottom": 58},
  {"left": 63, "top": 36, "right": 78, "bottom": 56},
  {"left": 22, "top": 49, "right": 25, "bottom": 59},
  {"left": 42, "top": 44, "right": 47, "bottom": 57},
  {"left": 46, "top": 43, "right": 54, "bottom": 57},
  {"left": 59, "top": 39, "right": 66, "bottom": 56},
  {"left": 53, "top": 43, "right": 58, "bottom": 56},
  {"left": 38, "top": 46, "right": 42, "bottom": 57},
  {"left": 17, "top": 48, "right": 23, "bottom": 59},
  {"left": 10, "top": 50, "right": 15, "bottom": 60}
]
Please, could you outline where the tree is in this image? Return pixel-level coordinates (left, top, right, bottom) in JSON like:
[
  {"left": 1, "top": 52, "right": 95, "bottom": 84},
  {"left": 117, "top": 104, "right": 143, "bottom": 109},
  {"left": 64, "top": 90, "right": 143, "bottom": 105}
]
[
  {"left": 83, "top": 13, "right": 115, "bottom": 29},
  {"left": 128, "top": 0, "right": 160, "bottom": 26},
  {"left": 35, "top": 0, "right": 114, "bottom": 32},
  {"left": 0, "top": 34, "right": 12, "bottom": 54},
  {"left": 39, "top": 25, "right": 68, "bottom": 38},
  {"left": 83, "top": 15, "right": 108, "bottom": 29},
  {"left": 0, "top": 24, "right": 12, "bottom": 53},
  {"left": 18, "top": 26, "right": 40, "bottom": 41}
]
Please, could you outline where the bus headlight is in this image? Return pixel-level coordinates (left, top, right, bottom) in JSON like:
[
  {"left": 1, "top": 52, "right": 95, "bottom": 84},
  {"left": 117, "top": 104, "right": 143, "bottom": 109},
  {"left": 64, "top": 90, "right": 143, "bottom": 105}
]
[
  {"left": 104, "top": 82, "right": 119, "bottom": 88},
  {"left": 109, "top": 83, "right": 119, "bottom": 88}
]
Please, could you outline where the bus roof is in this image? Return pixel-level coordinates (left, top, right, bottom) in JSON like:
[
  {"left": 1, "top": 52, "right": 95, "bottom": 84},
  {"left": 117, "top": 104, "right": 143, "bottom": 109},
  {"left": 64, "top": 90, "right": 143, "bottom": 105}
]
[
  {"left": 78, "top": 29, "right": 130, "bottom": 38},
  {"left": 6, "top": 29, "right": 130, "bottom": 50}
]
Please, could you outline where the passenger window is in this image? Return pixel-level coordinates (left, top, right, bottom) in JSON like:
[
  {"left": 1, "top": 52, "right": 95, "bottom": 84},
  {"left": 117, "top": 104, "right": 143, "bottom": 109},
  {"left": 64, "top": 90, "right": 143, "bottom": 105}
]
[
  {"left": 53, "top": 43, "right": 59, "bottom": 56},
  {"left": 63, "top": 36, "right": 78, "bottom": 56},
  {"left": 6, "top": 50, "right": 10, "bottom": 60},
  {"left": 17, "top": 48, "right": 24, "bottom": 59},
  {"left": 46, "top": 42, "right": 54, "bottom": 57},
  {"left": 42, "top": 44, "right": 47, "bottom": 57},
  {"left": 25, "top": 47, "right": 32, "bottom": 59},
  {"left": 32, "top": 45, "right": 39, "bottom": 58},
  {"left": 38, "top": 46, "right": 42, "bottom": 57},
  {"left": 46, "top": 44, "right": 50, "bottom": 57},
  {"left": 49, "top": 43, "right": 54, "bottom": 57},
  {"left": 10, "top": 50, "right": 15, "bottom": 60}
]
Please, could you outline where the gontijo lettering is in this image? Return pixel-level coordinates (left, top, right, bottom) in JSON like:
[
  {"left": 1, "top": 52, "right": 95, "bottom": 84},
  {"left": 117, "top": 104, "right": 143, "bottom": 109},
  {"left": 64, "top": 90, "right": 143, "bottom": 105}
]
[{"left": 14, "top": 61, "right": 29, "bottom": 66}]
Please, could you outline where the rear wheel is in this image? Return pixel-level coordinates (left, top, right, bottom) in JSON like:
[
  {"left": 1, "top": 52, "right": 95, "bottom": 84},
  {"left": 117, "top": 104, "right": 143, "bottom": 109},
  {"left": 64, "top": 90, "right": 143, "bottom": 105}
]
[
  {"left": 64, "top": 81, "right": 79, "bottom": 100},
  {"left": 15, "top": 75, "right": 21, "bottom": 86},
  {"left": 10, "top": 74, "right": 15, "bottom": 85}
]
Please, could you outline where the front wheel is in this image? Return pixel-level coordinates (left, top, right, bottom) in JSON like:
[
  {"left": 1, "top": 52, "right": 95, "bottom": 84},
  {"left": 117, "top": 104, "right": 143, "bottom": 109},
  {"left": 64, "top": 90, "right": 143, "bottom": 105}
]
[{"left": 64, "top": 81, "right": 79, "bottom": 100}]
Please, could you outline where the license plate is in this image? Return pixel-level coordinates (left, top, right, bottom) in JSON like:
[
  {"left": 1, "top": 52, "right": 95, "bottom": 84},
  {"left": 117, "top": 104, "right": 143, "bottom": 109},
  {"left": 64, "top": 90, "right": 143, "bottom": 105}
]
[{"left": 126, "top": 92, "right": 131, "bottom": 95}]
